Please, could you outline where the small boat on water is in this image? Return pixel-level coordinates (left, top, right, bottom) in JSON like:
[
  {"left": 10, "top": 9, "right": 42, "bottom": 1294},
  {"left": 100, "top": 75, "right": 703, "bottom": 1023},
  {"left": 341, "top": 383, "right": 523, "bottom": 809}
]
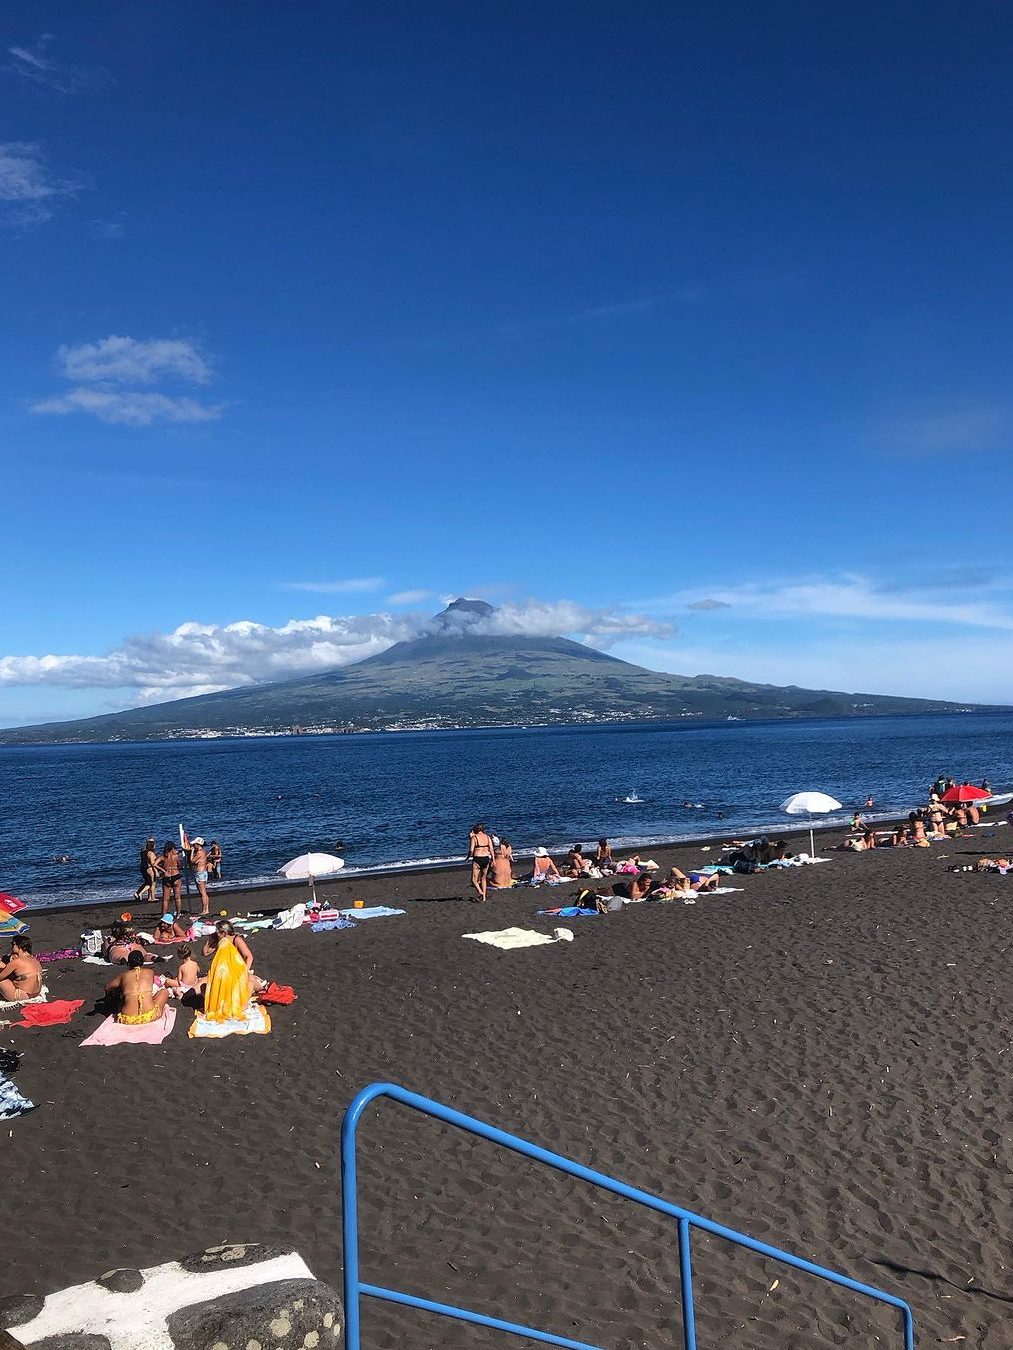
[{"left": 622, "top": 792, "right": 644, "bottom": 804}]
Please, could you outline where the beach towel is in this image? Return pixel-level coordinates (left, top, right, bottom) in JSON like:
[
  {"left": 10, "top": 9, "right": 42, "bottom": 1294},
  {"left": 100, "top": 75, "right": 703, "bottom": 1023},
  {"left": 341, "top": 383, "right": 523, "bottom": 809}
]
[
  {"left": 537, "top": 907, "right": 601, "bottom": 918},
  {"left": 310, "top": 918, "right": 357, "bottom": 932},
  {"left": 707, "top": 886, "right": 744, "bottom": 895},
  {"left": 257, "top": 981, "right": 297, "bottom": 1005},
  {"left": 80, "top": 1007, "right": 177, "bottom": 1047},
  {"left": 81, "top": 954, "right": 113, "bottom": 966},
  {"left": 464, "top": 927, "right": 574, "bottom": 950},
  {"left": 188, "top": 1004, "right": 271, "bottom": 1038},
  {"left": 271, "top": 903, "right": 306, "bottom": 930},
  {"left": 14, "top": 999, "right": 84, "bottom": 1028},
  {"left": 0, "top": 1074, "right": 35, "bottom": 1120},
  {"left": 35, "top": 948, "right": 81, "bottom": 963},
  {"left": 0, "top": 985, "right": 49, "bottom": 1011},
  {"left": 0, "top": 893, "right": 27, "bottom": 914},
  {"left": 337, "top": 906, "right": 405, "bottom": 919}
]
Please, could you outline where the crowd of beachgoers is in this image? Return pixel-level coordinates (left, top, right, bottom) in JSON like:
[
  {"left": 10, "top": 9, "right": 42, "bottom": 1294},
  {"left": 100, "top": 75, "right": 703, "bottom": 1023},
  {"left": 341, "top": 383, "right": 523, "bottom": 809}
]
[{"left": 0, "top": 767, "right": 1003, "bottom": 1032}]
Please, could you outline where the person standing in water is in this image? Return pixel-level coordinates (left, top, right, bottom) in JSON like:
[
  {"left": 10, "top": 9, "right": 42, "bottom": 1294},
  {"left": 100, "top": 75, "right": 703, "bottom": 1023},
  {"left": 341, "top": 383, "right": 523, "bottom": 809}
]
[{"left": 468, "top": 822, "right": 495, "bottom": 902}]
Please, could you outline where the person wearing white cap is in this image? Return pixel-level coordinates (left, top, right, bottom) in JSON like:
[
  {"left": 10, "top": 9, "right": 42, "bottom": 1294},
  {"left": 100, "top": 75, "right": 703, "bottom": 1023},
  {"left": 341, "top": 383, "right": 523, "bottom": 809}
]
[
  {"left": 531, "top": 847, "right": 560, "bottom": 883},
  {"left": 188, "top": 836, "right": 211, "bottom": 916}
]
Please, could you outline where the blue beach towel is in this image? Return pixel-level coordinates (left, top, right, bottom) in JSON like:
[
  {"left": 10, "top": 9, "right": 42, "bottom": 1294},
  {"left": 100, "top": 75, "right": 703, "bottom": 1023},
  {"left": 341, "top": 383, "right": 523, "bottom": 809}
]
[
  {"left": 311, "top": 918, "right": 358, "bottom": 932},
  {"left": 337, "top": 906, "right": 406, "bottom": 920}
]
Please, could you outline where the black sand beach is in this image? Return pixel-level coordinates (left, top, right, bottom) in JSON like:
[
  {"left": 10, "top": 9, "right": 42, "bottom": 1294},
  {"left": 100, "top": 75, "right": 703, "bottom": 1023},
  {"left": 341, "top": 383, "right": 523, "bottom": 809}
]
[{"left": 5, "top": 829, "right": 1013, "bottom": 1347}]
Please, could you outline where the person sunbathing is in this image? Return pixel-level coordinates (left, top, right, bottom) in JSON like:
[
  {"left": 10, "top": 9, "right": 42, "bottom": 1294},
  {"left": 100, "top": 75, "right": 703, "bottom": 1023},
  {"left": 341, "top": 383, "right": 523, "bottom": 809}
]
[
  {"left": 565, "top": 845, "right": 590, "bottom": 877},
  {"left": 163, "top": 944, "right": 204, "bottom": 995},
  {"left": 201, "top": 920, "right": 262, "bottom": 1020},
  {"left": 611, "top": 871, "right": 656, "bottom": 901},
  {"left": 531, "top": 848, "right": 560, "bottom": 882},
  {"left": 666, "top": 866, "right": 720, "bottom": 894},
  {"left": 490, "top": 843, "right": 516, "bottom": 889},
  {"left": 595, "top": 838, "right": 614, "bottom": 869},
  {"left": 153, "top": 916, "right": 178, "bottom": 943},
  {"left": 104, "top": 921, "right": 158, "bottom": 965},
  {"left": 105, "top": 950, "right": 171, "bottom": 1025},
  {"left": 0, "top": 937, "right": 44, "bottom": 1002},
  {"left": 892, "top": 825, "right": 911, "bottom": 847},
  {"left": 974, "top": 856, "right": 1012, "bottom": 873}
]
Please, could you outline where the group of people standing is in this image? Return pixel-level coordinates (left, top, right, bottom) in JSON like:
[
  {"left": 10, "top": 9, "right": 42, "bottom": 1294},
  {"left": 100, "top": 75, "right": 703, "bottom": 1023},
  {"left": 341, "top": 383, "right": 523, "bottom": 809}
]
[
  {"left": 467, "top": 826, "right": 628, "bottom": 900},
  {"left": 133, "top": 834, "right": 223, "bottom": 916}
]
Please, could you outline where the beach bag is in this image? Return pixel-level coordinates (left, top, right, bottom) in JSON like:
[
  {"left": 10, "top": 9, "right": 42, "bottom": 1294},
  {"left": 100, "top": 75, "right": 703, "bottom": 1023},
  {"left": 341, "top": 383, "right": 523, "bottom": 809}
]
[
  {"left": 732, "top": 859, "right": 758, "bottom": 874},
  {"left": 81, "top": 929, "right": 102, "bottom": 955}
]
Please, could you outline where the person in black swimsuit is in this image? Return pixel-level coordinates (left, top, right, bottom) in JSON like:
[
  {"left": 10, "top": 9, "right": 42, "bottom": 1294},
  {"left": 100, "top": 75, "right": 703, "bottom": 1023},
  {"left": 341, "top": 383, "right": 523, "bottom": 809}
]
[
  {"left": 160, "top": 841, "right": 182, "bottom": 911},
  {"left": 468, "top": 822, "right": 494, "bottom": 902}
]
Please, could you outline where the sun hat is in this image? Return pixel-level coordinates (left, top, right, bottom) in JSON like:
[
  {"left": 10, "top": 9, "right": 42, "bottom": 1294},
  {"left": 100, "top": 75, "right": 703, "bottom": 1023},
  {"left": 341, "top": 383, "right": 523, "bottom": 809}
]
[
  {"left": 192, "top": 836, "right": 205, "bottom": 846},
  {"left": 534, "top": 847, "right": 548, "bottom": 857}
]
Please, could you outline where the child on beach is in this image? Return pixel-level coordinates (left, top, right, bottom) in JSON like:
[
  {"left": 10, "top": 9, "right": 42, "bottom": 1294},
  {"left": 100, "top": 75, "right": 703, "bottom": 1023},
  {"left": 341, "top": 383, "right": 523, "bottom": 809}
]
[{"left": 164, "top": 944, "right": 203, "bottom": 996}]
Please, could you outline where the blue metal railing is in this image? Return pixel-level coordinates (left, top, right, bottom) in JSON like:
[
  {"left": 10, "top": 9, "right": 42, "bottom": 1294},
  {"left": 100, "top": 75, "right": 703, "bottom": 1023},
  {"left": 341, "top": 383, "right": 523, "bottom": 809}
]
[{"left": 341, "top": 1082, "right": 915, "bottom": 1349}]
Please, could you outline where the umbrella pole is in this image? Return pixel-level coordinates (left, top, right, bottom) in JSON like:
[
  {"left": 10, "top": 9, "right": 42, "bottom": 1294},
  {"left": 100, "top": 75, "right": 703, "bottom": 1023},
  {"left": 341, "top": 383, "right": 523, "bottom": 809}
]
[{"left": 809, "top": 818, "right": 815, "bottom": 859}]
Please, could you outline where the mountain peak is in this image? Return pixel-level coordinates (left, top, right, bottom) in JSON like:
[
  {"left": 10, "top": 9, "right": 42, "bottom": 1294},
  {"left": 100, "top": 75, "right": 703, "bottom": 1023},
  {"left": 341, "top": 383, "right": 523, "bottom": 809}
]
[{"left": 432, "top": 597, "right": 495, "bottom": 631}]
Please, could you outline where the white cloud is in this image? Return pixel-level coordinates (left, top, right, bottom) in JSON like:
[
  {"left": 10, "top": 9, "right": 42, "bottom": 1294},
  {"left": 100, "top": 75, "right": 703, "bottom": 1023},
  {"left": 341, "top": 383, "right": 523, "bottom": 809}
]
[
  {"left": 5, "top": 36, "right": 105, "bottom": 94},
  {"left": 0, "top": 141, "right": 79, "bottom": 225},
  {"left": 669, "top": 575, "right": 1013, "bottom": 632},
  {"left": 0, "top": 599, "right": 675, "bottom": 702},
  {"left": 479, "top": 600, "right": 673, "bottom": 643},
  {"left": 388, "top": 589, "right": 435, "bottom": 605},
  {"left": 86, "top": 217, "right": 125, "bottom": 239},
  {"left": 58, "top": 335, "right": 212, "bottom": 386},
  {"left": 277, "top": 578, "right": 385, "bottom": 595},
  {"left": 885, "top": 405, "right": 1008, "bottom": 455},
  {"left": 32, "top": 334, "right": 224, "bottom": 426},
  {"left": 32, "top": 387, "right": 225, "bottom": 426}
]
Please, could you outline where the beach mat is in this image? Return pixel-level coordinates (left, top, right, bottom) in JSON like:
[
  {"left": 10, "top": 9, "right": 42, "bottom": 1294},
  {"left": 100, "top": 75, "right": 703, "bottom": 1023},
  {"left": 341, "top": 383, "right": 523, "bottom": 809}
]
[
  {"left": 0, "top": 1075, "right": 35, "bottom": 1120},
  {"left": 0, "top": 985, "right": 49, "bottom": 1011},
  {"left": 14, "top": 999, "right": 84, "bottom": 1028},
  {"left": 464, "top": 927, "right": 574, "bottom": 950},
  {"left": 81, "top": 1007, "right": 177, "bottom": 1047},
  {"left": 189, "top": 1004, "right": 271, "bottom": 1038},
  {"left": 337, "top": 905, "right": 405, "bottom": 919}
]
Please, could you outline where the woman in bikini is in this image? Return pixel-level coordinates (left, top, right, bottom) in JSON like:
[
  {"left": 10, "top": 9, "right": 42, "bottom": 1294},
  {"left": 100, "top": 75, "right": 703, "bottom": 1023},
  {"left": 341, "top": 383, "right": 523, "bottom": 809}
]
[
  {"left": 531, "top": 848, "right": 560, "bottom": 882},
  {"left": 133, "top": 837, "right": 161, "bottom": 904},
  {"left": 160, "top": 841, "right": 183, "bottom": 912},
  {"left": 468, "top": 823, "right": 495, "bottom": 902},
  {"left": 106, "top": 950, "right": 171, "bottom": 1025},
  {"left": 0, "top": 937, "right": 44, "bottom": 1002}
]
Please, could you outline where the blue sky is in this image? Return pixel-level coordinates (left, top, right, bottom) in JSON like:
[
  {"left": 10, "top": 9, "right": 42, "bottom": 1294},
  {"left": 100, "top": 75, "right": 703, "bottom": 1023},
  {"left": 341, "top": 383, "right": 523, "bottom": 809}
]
[{"left": 4, "top": 1, "right": 1013, "bottom": 724}]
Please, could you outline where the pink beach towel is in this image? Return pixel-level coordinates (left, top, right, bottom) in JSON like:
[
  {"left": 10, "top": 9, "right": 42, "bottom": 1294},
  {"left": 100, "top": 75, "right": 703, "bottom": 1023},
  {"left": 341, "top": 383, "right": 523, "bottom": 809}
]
[{"left": 80, "top": 1007, "right": 177, "bottom": 1046}]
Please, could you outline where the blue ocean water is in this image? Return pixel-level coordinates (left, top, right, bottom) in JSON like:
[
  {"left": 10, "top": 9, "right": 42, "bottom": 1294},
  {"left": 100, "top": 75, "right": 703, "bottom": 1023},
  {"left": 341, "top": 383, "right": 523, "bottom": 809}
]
[{"left": 1, "top": 712, "right": 1011, "bottom": 910}]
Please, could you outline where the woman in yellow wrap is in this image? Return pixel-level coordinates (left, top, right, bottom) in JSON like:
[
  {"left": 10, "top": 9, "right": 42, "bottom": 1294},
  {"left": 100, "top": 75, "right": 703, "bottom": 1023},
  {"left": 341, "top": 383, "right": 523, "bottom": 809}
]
[{"left": 201, "top": 920, "right": 256, "bottom": 1021}]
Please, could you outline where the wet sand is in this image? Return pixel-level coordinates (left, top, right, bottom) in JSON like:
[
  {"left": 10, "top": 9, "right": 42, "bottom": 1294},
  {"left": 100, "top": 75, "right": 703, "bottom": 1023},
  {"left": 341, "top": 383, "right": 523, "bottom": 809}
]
[{"left": 4, "top": 826, "right": 1013, "bottom": 1347}]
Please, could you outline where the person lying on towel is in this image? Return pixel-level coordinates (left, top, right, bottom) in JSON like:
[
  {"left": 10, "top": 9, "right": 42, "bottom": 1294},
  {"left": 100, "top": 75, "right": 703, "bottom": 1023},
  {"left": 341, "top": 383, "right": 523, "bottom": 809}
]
[
  {"left": 0, "top": 936, "right": 44, "bottom": 1002},
  {"left": 105, "top": 950, "right": 171, "bottom": 1025},
  {"left": 104, "top": 921, "right": 159, "bottom": 965}
]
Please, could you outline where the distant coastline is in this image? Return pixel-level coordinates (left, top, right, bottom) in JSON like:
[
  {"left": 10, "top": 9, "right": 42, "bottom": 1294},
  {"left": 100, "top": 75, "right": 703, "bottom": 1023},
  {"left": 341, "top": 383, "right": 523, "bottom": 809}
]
[{"left": 0, "top": 704, "right": 1001, "bottom": 748}]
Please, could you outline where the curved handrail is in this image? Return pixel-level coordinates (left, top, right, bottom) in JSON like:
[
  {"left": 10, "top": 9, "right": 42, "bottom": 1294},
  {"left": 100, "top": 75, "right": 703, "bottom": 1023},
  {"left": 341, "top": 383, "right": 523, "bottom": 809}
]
[{"left": 341, "top": 1081, "right": 915, "bottom": 1349}]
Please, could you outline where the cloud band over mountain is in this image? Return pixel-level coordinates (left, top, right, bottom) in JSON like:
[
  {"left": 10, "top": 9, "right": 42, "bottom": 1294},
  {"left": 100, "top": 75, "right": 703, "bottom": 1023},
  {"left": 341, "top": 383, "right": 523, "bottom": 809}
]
[{"left": 0, "top": 601, "right": 674, "bottom": 703}]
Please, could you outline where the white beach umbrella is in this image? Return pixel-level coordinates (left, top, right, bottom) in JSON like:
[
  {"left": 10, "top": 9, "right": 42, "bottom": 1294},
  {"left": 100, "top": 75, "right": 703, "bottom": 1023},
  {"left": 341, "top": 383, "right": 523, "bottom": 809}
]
[
  {"left": 278, "top": 852, "right": 345, "bottom": 904},
  {"left": 779, "top": 791, "right": 842, "bottom": 859}
]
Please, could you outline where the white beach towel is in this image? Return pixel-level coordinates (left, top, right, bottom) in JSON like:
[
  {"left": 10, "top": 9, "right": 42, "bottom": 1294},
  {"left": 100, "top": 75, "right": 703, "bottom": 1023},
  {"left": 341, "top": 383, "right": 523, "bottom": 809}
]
[
  {"left": 464, "top": 927, "right": 574, "bottom": 951},
  {"left": 0, "top": 984, "right": 49, "bottom": 1011},
  {"left": 271, "top": 903, "right": 306, "bottom": 930}
]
